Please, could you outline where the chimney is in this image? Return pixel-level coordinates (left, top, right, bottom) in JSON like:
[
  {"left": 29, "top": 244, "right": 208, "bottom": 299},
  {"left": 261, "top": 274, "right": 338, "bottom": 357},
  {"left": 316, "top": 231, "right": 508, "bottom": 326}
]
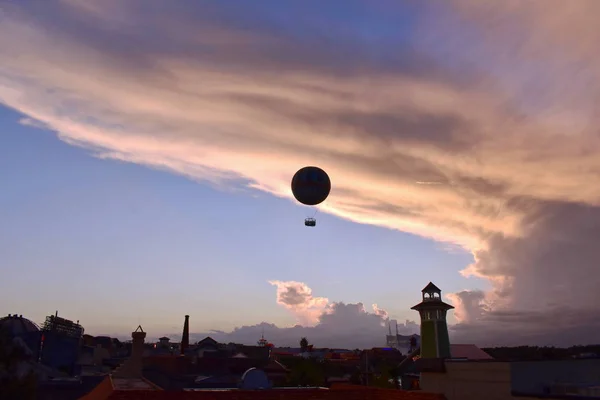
[
  {"left": 181, "top": 315, "right": 189, "bottom": 355},
  {"left": 113, "top": 325, "right": 146, "bottom": 378}
]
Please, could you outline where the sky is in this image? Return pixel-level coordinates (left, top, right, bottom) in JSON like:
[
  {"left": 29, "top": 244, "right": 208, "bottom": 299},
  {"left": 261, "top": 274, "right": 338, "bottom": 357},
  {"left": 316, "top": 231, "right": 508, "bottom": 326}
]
[{"left": 1, "top": 0, "right": 600, "bottom": 349}]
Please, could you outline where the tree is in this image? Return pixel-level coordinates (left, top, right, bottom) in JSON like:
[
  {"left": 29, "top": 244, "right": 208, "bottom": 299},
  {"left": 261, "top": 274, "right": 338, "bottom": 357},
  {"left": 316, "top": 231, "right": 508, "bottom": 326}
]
[
  {"left": 409, "top": 336, "right": 418, "bottom": 352},
  {"left": 370, "top": 367, "right": 394, "bottom": 389},
  {"left": 388, "top": 365, "right": 401, "bottom": 389},
  {"left": 300, "top": 337, "right": 309, "bottom": 352},
  {"left": 287, "top": 359, "right": 325, "bottom": 387}
]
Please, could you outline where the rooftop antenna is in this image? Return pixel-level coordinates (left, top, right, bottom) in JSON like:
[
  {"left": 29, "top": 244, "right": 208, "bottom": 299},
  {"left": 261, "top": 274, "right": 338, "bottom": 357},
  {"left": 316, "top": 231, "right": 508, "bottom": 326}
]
[{"left": 257, "top": 326, "right": 268, "bottom": 347}]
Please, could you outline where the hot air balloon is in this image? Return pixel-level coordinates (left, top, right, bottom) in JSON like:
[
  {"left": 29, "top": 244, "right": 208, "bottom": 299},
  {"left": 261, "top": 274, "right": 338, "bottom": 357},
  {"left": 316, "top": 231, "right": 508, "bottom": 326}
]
[{"left": 291, "top": 166, "right": 331, "bottom": 227}]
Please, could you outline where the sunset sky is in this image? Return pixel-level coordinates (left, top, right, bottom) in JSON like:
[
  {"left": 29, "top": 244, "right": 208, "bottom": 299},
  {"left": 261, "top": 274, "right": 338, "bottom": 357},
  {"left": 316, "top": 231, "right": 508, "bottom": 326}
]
[{"left": 1, "top": 1, "right": 600, "bottom": 348}]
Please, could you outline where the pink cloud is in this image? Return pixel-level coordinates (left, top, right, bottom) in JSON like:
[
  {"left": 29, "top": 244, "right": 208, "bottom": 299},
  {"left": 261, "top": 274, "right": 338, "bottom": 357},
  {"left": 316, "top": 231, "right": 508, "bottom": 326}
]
[{"left": 268, "top": 280, "right": 331, "bottom": 326}]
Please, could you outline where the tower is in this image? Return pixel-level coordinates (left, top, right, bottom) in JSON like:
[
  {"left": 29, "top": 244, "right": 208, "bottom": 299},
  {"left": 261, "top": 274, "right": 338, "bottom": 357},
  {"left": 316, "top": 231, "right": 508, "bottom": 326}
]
[
  {"left": 411, "top": 282, "right": 454, "bottom": 359},
  {"left": 181, "top": 315, "right": 189, "bottom": 355}
]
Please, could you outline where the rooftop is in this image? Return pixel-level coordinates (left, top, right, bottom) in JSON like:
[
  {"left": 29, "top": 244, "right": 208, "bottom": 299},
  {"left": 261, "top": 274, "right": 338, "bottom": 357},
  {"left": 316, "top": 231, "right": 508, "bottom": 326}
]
[
  {"left": 112, "top": 378, "right": 160, "bottom": 391},
  {"left": 84, "top": 378, "right": 446, "bottom": 400},
  {"left": 450, "top": 344, "right": 494, "bottom": 361}
]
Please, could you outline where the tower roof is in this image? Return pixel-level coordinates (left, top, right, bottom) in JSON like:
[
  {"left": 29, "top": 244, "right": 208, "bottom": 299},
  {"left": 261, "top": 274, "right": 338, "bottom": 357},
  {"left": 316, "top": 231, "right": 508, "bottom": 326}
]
[
  {"left": 413, "top": 281, "right": 454, "bottom": 310},
  {"left": 422, "top": 282, "right": 441, "bottom": 293},
  {"left": 411, "top": 300, "right": 454, "bottom": 311}
]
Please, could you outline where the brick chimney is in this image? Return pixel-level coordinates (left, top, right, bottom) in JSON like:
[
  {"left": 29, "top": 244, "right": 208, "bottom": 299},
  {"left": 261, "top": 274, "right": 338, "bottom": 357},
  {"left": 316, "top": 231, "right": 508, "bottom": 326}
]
[
  {"left": 113, "top": 325, "right": 146, "bottom": 378},
  {"left": 181, "top": 315, "right": 189, "bottom": 355}
]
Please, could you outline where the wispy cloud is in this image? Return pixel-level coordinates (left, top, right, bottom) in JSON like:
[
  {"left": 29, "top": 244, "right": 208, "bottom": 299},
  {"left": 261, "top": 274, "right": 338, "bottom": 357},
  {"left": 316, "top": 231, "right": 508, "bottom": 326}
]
[
  {"left": 18, "top": 117, "right": 48, "bottom": 130},
  {"left": 2, "top": 0, "right": 600, "bottom": 345}
]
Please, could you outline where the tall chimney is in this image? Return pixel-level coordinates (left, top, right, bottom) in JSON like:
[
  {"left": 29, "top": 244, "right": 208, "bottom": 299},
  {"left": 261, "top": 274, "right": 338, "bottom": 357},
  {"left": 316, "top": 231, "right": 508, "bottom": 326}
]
[{"left": 181, "top": 315, "right": 189, "bottom": 355}]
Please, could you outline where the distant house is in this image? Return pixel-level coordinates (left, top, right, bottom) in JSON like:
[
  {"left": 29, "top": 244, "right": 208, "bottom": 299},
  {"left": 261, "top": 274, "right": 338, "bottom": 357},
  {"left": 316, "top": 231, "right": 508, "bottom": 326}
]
[{"left": 196, "top": 337, "right": 219, "bottom": 357}]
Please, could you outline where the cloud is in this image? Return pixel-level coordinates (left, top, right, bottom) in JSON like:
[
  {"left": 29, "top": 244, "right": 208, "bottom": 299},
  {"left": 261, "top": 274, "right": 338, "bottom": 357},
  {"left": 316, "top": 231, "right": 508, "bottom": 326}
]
[
  {"left": 183, "top": 299, "right": 418, "bottom": 349},
  {"left": 446, "top": 290, "right": 488, "bottom": 324},
  {"left": 2, "top": 1, "right": 600, "bottom": 346},
  {"left": 371, "top": 304, "right": 389, "bottom": 320},
  {"left": 449, "top": 201, "right": 600, "bottom": 346},
  {"left": 18, "top": 117, "right": 49, "bottom": 130},
  {"left": 268, "top": 280, "right": 331, "bottom": 326},
  {"left": 107, "top": 281, "right": 413, "bottom": 349},
  {"left": 268, "top": 280, "right": 391, "bottom": 329}
]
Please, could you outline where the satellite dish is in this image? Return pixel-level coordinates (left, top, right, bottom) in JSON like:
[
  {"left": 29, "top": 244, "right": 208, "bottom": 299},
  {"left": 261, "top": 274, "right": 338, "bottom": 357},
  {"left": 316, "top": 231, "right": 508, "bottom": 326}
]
[{"left": 240, "top": 367, "right": 271, "bottom": 389}]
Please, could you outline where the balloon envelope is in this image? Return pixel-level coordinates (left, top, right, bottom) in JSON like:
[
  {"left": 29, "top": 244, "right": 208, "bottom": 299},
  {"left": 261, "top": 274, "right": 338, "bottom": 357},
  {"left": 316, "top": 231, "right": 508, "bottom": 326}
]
[{"left": 291, "top": 166, "right": 331, "bottom": 206}]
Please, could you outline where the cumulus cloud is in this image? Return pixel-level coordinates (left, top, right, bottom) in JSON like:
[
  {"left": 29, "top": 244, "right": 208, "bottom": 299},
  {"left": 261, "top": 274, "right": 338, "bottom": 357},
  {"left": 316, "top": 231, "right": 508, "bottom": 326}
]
[
  {"left": 122, "top": 281, "right": 412, "bottom": 349},
  {"left": 446, "top": 290, "right": 488, "bottom": 324},
  {"left": 183, "top": 300, "right": 418, "bottom": 349},
  {"left": 268, "top": 280, "right": 331, "bottom": 326},
  {"left": 2, "top": 0, "right": 600, "bottom": 346},
  {"left": 268, "top": 280, "right": 392, "bottom": 330},
  {"left": 371, "top": 304, "right": 389, "bottom": 320}
]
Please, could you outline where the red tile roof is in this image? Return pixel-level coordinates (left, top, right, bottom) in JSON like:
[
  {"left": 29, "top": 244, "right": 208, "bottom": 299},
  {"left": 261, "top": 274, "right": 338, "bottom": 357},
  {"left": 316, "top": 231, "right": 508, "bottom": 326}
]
[
  {"left": 79, "top": 376, "right": 115, "bottom": 400},
  {"left": 105, "top": 387, "right": 446, "bottom": 400},
  {"left": 82, "top": 377, "right": 446, "bottom": 400}
]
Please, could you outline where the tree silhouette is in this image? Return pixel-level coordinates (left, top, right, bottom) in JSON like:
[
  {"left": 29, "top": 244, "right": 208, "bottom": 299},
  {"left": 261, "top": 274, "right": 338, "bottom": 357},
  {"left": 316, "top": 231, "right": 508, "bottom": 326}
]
[
  {"left": 409, "top": 336, "right": 417, "bottom": 352},
  {"left": 287, "top": 358, "right": 324, "bottom": 387},
  {"left": 300, "top": 337, "right": 309, "bottom": 352}
]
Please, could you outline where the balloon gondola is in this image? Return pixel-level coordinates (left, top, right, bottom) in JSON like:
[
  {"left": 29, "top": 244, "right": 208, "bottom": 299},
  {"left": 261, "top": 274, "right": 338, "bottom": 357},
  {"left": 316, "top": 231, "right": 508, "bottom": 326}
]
[{"left": 291, "top": 166, "right": 331, "bottom": 227}]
